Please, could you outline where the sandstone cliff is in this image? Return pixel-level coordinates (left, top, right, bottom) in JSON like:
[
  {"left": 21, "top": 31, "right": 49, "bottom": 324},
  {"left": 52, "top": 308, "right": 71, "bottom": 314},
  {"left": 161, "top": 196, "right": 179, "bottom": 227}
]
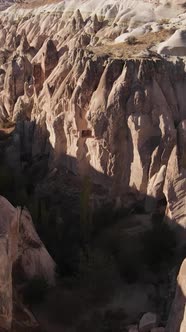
[
  {"left": 0, "top": 195, "right": 55, "bottom": 330},
  {"left": 0, "top": 1, "right": 186, "bottom": 331},
  {"left": 1, "top": 37, "right": 186, "bottom": 233}
]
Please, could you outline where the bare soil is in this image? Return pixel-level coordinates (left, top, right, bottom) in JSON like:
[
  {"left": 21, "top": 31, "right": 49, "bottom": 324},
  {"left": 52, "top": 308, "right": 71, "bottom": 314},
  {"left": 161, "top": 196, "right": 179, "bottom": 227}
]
[{"left": 89, "top": 30, "right": 172, "bottom": 59}]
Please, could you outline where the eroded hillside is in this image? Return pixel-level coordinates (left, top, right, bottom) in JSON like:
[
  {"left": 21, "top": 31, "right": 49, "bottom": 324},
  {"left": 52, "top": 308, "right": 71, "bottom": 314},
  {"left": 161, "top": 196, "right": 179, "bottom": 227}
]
[
  {"left": 0, "top": 2, "right": 185, "bottom": 225},
  {"left": 0, "top": 1, "right": 186, "bottom": 332}
]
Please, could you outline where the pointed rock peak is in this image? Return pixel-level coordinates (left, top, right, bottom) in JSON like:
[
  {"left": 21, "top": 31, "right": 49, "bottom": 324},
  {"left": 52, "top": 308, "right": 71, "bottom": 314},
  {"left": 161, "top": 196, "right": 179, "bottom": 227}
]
[
  {"left": 21, "top": 29, "right": 27, "bottom": 38},
  {"left": 91, "top": 14, "right": 102, "bottom": 33},
  {"left": 73, "top": 9, "right": 84, "bottom": 29},
  {"left": 41, "top": 39, "right": 58, "bottom": 78},
  {"left": 92, "top": 14, "right": 99, "bottom": 25},
  {"left": 20, "top": 30, "right": 30, "bottom": 52},
  {"left": 74, "top": 9, "right": 83, "bottom": 22},
  {"left": 45, "top": 39, "right": 57, "bottom": 53}
]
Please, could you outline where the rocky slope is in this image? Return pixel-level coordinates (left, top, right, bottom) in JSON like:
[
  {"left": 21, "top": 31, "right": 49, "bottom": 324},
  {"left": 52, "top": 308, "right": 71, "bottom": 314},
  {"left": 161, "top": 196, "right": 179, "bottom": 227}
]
[
  {"left": 0, "top": 0, "right": 186, "bottom": 331},
  {"left": 0, "top": 4, "right": 185, "bottom": 225},
  {"left": 0, "top": 195, "right": 55, "bottom": 331}
]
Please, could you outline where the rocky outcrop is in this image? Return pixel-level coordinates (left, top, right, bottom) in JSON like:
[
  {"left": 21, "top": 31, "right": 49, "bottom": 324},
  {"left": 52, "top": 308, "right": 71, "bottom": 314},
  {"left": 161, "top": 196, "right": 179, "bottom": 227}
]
[
  {"left": 3, "top": 55, "right": 32, "bottom": 116},
  {"left": 1, "top": 1, "right": 186, "bottom": 331},
  {"left": 163, "top": 143, "right": 186, "bottom": 245},
  {"left": 19, "top": 207, "right": 56, "bottom": 284},
  {"left": 145, "top": 165, "right": 167, "bottom": 213},
  {"left": 32, "top": 39, "right": 58, "bottom": 80},
  {"left": 0, "top": 195, "right": 55, "bottom": 330},
  {"left": 1, "top": 27, "right": 186, "bottom": 231},
  {"left": 166, "top": 259, "right": 186, "bottom": 332},
  {"left": 139, "top": 312, "right": 159, "bottom": 332},
  {"left": 158, "top": 30, "right": 186, "bottom": 56},
  {"left": 0, "top": 0, "right": 185, "bottom": 231},
  {"left": 30, "top": 55, "right": 184, "bottom": 211}
]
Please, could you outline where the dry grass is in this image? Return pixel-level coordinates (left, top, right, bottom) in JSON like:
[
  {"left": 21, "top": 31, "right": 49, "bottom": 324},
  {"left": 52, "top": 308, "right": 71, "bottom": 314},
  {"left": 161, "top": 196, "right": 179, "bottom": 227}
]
[{"left": 89, "top": 29, "right": 172, "bottom": 59}]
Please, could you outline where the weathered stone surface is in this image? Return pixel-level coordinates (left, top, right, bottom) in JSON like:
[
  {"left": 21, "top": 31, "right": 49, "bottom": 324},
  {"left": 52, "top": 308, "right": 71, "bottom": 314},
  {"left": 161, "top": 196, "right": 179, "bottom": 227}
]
[
  {"left": 0, "top": 197, "right": 20, "bottom": 330},
  {"left": 32, "top": 39, "right": 58, "bottom": 80},
  {"left": 139, "top": 312, "right": 158, "bottom": 332},
  {"left": 164, "top": 145, "right": 186, "bottom": 244},
  {"left": 0, "top": 1, "right": 186, "bottom": 243},
  {"left": 0, "top": 196, "right": 56, "bottom": 330},
  {"left": 145, "top": 165, "right": 167, "bottom": 213},
  {"left": 1, "top": 30, "right": 186, "bottom": 233},
  {"left": 3, "top": 55, "right": 32, "bottom": 116},
  {"left": 158, "top": 29, "right": 186, "bottom": 56},
  {"left": 19, "top": 207, "right": 56, "bottom": 285},
  {"left": 166, "top": 259, "right": 186, "bottom": 332},
  {"left": 2, "top": 2, "right": 186, "bottom": 331}
]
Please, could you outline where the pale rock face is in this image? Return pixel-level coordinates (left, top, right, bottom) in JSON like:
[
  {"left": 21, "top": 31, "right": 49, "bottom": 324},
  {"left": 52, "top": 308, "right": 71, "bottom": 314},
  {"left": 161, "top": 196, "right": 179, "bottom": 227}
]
[
  {"left": 158, "top": 29, "right": 186, "bottom": 56},
  {"left": 0, "top": 29, "right": 6, "bottom": 48},
  {"left": 19, "top": 207, "right": 56, "bottom": 285},
  {"left": 164, "top": 144, "right": 186, "bottom": 243},
  {"left": 0, "top": 197, "right": 56, "bottom": 285},
  {"left": 2, "top": 26, "right": 186, "bottom": 231},
  {"left": 1, "top": 0, "right": 186, "bottom": 238},
  {"left": 42, "top": 40, "right": 58, "bottom": 79},
  {"left": 1, "top": 1, "right": 186, "bottom": 330},
  {"left": 0, "top": 196, "right": 56, "bottom": 330},
  {"left": 12, "top": 94, "right": 34, "bottom": 121},
  {"left": 3, "top": 55, "right": 32, "bottom": 116},
  {"left": 17, "top": 30, "right": 30, "bottom": 55},
  {"left": 145, "top": 165, "right": 167, "bottom": 213}
]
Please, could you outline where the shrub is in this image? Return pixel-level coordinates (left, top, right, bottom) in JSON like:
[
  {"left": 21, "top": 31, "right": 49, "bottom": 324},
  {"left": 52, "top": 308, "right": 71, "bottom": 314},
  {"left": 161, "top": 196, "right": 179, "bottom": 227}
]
[
  {"left": 126, "top": 36, "right": 137, "bottom": 45},
  {"left": 159, "top": 18, "right": 170, "bottom": 25}
]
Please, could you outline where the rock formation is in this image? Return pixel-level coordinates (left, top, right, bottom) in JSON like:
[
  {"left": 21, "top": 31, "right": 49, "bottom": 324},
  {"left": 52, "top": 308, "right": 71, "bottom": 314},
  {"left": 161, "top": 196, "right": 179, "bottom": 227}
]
[
  {"left": 166, "top": 259, "right": 186, "bottom": 332},
  {"left": 158, "top": 30, "right": 186, "bottom": 56},
  {"left": 0, "top": 0, "right": 186, "bottom": 330},
  {"left": 3, "top": 51, "right": 186, "bottom": 234},
  {"left": 0, "top": 0, "right": 184, "bottom": 230},
  {"left": 139, "top": 312, "right": 159, "bottom": 332},
  {"left": 0, "top": 195, "right": 55, "bottom": 330}
]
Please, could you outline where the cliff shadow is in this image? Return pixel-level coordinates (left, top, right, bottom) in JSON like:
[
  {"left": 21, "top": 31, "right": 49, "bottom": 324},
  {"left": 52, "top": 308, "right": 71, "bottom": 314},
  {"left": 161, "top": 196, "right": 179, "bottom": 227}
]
[{"left": 0, "top": 120, "right": 186, "bottom": 331}]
